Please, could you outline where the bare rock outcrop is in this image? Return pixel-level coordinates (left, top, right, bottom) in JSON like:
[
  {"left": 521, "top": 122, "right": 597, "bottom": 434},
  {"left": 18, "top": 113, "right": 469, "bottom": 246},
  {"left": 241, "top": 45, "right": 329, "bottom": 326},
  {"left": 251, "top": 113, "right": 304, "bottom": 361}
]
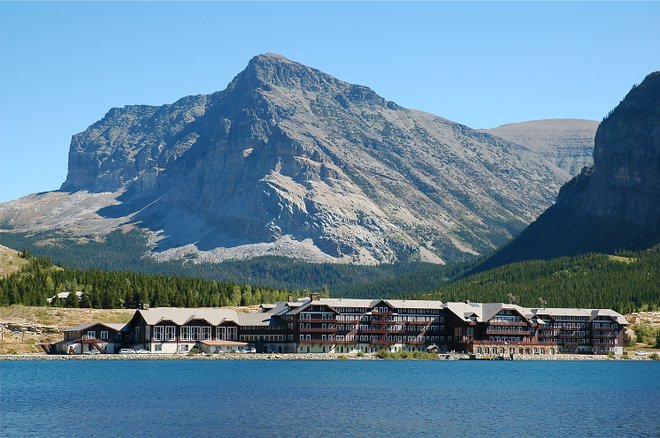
[{"left": 479, "top": 72, "right": 660, "bottom": 269}]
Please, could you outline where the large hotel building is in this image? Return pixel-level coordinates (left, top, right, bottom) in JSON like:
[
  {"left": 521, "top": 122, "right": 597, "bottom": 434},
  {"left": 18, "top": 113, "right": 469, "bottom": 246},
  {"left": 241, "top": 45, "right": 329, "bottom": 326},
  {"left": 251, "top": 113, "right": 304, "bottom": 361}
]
[{"left": 57, "top": 294, "right": 628, "bottom": 356}]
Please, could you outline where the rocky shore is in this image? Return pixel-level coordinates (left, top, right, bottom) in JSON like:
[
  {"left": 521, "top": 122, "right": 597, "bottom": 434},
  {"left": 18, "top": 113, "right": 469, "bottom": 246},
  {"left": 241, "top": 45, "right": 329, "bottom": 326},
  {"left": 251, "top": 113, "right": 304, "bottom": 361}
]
[{"left": 1, "top": 352, "right": 654, "bottom": 361}]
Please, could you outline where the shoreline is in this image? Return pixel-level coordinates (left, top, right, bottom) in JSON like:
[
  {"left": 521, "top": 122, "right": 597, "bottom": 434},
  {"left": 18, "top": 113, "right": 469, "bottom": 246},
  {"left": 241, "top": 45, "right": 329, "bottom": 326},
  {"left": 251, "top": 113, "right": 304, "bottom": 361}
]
[{"left": 1, "top": 353, "right": 654, "bottom": 361}]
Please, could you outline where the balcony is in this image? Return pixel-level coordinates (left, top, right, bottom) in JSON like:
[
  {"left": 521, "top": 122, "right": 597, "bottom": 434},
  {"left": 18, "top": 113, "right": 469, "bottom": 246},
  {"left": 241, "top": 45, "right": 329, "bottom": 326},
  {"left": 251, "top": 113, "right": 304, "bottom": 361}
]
[
  {"left": 359, "top": 328, "right": 387, "bottom": 334},
  {"left": 592, "top": 334, "right": 616, "bottom": 339},
  {"left": 592, "top": 340, "right": 615, "bottom": 346},
  {"left": 371, "top": 319, "right": 399, "bottom": 325},
  {"left": 299, "top": 318, "right": 337, "bottom": 324},
  {"left": 408, "top": 329, "right": 443, "bottom": 336},
  {"left": 403, "top": 319, "right": 434, "bottom": 325},
  {"left": 299, "top": 327, "right": 337, "bottom": 333},
  {"left": 298, "top": 339, "right": 337, "bottom": 345},
  {"left": 471, "top": 340, "right": 559, "bottom": 347},
  {"left": 488, "top": 321, "right": 528, "bottom": 327},
  {"left": 407, "top": 340, "right": 427, "bottom": 345},
  {"left": 559, "top": 333, "right": 587, "bottom": 339},
  {"left": 336, "top": 318, "right": 365, "bottom": 324},
  {"left": 371, "top": 339, "right": 397, "bottom": 345},
  {"left": 486, "top": 329, "right": 531, "bottom": 336},
  {"left": 372, "top": 310, "right": 393, "bottom": 316}
]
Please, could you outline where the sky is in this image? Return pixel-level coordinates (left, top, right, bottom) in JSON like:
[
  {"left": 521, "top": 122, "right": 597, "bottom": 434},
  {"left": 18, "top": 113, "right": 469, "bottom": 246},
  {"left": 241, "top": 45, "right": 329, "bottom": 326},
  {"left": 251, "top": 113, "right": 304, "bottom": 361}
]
[{"left": 1, "top": 1, "right": 659, "bottom": 202}]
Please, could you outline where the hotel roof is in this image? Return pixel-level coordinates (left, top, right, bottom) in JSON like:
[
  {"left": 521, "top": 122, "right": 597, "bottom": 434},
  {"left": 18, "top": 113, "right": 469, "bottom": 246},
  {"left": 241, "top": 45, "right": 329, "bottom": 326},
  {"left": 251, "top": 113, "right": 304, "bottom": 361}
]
[
  {"left": 64, "top": 321, "right": 129, "bottom": 332},
  {"left": 137, "top": 307, "right": 240, "bottom": 326}
]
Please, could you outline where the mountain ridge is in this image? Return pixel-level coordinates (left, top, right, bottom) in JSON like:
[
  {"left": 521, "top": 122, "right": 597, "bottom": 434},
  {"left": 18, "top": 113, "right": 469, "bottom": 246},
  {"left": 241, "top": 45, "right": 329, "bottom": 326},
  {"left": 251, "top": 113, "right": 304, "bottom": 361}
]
[
  {"left": 3, "top": 53, "right": 578, "bottom": 265},
  {"left": 477, "top": 71, "right": 660, "bottom": 270}
]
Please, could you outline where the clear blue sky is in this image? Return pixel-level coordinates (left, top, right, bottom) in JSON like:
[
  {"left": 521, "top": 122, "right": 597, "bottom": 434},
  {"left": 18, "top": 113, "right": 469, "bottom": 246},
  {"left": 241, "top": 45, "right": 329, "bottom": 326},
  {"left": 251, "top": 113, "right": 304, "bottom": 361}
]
[{"left": 1, "top": 2, "right": 659, "bottom": 202}]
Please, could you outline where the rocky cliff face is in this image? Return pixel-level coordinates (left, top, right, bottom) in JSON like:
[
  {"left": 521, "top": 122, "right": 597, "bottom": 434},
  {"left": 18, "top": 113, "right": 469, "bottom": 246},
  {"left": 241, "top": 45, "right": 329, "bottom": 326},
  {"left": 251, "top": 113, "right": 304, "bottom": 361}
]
[
  {"left": 479, "top": 72, "right": 660, "bottom": 269},
  {"left": 485, "top": 119, "right": 598, "bottom": 176},
  {"left": 3, "top": 54, "right": 574, "bottom": 265}
]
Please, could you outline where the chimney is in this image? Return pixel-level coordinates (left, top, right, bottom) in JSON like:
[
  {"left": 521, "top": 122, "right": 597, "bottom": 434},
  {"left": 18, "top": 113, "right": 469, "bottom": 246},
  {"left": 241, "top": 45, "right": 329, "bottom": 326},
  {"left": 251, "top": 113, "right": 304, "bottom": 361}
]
[
  {"left": 288, "top": 294, "right": 294, "bottom": 303},
  {"left": 310, "top": 293, "right": 320, "bottom": 301},
  {"left": 140, "top": 303, "right": 150, "bottom": 310}
]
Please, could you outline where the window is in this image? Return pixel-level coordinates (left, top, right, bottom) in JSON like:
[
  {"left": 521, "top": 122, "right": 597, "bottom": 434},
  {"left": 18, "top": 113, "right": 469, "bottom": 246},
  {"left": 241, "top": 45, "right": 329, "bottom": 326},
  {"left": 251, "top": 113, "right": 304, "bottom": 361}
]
[
  {"left": 165, "top": 326, "right": 175, "bottom": 341},
  {"left": 217, "top": 326, "right": 226, "bottom": 340},
  {"left": 202, "top": 327, "right": 211, "bottom": 340},
  {"left": 100, "top": 331, "right": 109, "bottom": 340},
  {"left": 145, "top": 326, "right": 151, "bottom": 341},
  {"left": 227, "top": 326, "right": 238, "bottom": 341},
  {"left": 180, "top": 326, "right": 191, "bottom": 341},
  {"left": 155, "top": 344, "right": 162, "bottom": 352},
  {"left": 190, "top": 326, "right": 201, "bottom": 341},
  {"left": 86, "top": 330, "right": 96, "bottom": 339},
  {"left": 135, "top": 327, "right": 140, "bottom": 342},
  {"left": 153, "top": 326, "right": 164, "bottom": 341}
]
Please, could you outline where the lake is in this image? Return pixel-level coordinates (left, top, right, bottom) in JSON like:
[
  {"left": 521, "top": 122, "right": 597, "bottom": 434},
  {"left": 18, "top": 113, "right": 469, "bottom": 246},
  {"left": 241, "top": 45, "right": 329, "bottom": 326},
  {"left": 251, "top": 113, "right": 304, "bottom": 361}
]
[{"left": 1, "top": 360, "right": 659, "bottom": 437}]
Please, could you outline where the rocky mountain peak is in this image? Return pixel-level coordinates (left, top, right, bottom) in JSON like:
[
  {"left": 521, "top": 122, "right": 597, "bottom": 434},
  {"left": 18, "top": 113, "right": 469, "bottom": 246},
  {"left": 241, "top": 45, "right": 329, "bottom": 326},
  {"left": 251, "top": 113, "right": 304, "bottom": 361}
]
[
  {"left": 6, "top": 54, "right": 580, "bottom": 265},
  {"left": 227, "top": 53, "right": 393, "bottom": 110}
]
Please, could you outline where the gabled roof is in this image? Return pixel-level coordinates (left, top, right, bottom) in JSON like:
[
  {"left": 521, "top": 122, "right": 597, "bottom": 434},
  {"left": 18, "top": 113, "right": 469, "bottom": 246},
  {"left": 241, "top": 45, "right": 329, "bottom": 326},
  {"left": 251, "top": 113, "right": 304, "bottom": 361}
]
[
  {"left": 238, "top": 311, "right": 286, "bottom": 327},
  {"left": 443, "top": 302, "right": 484, "bottom": 322},
  {"left": 481, "top": 303, "right": 531, "bottom": 322},
  {"left": 286, "top": 298, "right": 378, "bottom": 315},
  {"left": 137, "top": 307, "right": 240, "bottom": 326},
  {"left": 530, "top": 307, "right": 628, "bottom": 324},
  {"left": 383, "top": 299, "right": 444, "bottom": 310},
  {"left": 64, "top": 321, "right": 128, "bottom": 332}
]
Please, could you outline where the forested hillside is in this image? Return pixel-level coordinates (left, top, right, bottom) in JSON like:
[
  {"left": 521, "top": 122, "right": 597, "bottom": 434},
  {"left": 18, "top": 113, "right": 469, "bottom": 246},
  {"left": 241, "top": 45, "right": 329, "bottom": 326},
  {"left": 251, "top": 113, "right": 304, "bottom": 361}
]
[
  {"left": 415, "top": 250, "right": 660, "bottom": 313},
  {"left": 0, "top": 254, "right": 310, "bottom": 308},
  {"left": 0, "top": 230, "right": 442, "bottom": 294}
]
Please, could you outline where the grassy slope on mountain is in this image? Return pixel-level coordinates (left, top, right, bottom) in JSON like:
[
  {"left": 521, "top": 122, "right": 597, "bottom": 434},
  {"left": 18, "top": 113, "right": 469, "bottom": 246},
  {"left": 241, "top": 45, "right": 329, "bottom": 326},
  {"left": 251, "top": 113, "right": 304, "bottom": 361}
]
[
  {"left": 414, "top": 250, "right": 660, "bottom": 314},
  {"left": 0, "top": 244, "right": 28, "bottom": 277}
]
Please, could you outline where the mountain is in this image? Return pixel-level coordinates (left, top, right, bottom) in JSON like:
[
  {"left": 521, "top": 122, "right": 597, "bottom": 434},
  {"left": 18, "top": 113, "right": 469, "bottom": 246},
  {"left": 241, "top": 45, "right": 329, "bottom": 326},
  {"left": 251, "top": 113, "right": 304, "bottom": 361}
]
[
  {"left": 485, "top": 119, "right": 598, "bottom": 176},
  {"left": 0, "top": 53, "right": 572, "bottom": 266},
  {"left": 479, "top": 72, "right": 660, "bottom": 270}
]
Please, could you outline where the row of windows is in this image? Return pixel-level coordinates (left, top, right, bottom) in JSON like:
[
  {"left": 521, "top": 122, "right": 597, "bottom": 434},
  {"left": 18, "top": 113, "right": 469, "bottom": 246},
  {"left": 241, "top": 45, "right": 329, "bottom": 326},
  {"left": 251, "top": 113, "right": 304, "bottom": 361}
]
[
  {"left": 299, "top": 334, "right": 448, "bottom": 343},
  {"left": 334, "top": 316, "right": 443, "bottom": 323},
  {"left": 150, "top": 325, "right": 237, "bottom": 341},
  {"left": 476, "top": 346, "right": 555, "bottom": 355},
  {"left": 240, "top": 335, "right": 286, "bottom": 342},
  {"left": 488, "top": 336, "right": 523, "bottom": 342},
  {"left": 84, "top": 330, "right": 110, "bottom": 340}
]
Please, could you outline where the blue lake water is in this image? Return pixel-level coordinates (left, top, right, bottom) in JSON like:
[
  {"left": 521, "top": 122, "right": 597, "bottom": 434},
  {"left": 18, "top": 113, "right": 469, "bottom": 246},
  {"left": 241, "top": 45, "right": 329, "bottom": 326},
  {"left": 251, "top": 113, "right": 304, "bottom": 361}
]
[{"left": 1, "top": 360, "right": 659, "bottom": 437}]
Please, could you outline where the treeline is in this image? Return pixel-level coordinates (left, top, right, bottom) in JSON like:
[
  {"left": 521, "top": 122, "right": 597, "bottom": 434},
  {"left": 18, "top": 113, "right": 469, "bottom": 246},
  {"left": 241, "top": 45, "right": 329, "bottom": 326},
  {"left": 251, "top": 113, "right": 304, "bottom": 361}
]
[
  {"left": 0, "top": 230, "right": 441, "bottom": 295},
  {"left": 0, "top": 256, "right": 320, "bottom": 309},
  {"left": 413, "top": 250, "right": 660, "bottom": 314}
]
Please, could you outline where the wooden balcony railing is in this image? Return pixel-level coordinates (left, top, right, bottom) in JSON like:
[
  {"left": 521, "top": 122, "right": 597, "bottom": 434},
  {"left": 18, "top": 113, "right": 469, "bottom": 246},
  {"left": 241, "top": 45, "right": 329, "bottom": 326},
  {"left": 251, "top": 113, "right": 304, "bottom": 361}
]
[
  {"left": 486, "top": 329, "right": 531, "bottom": 336},
  {"left": 299, "top": 327, "right": 337, "bottom": 333},
  {"left": 488, "top": 321, "right": 528, "bottom": 327},
  {"left": 299, "top": 318, "right": 337, "bottom": 324}
]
